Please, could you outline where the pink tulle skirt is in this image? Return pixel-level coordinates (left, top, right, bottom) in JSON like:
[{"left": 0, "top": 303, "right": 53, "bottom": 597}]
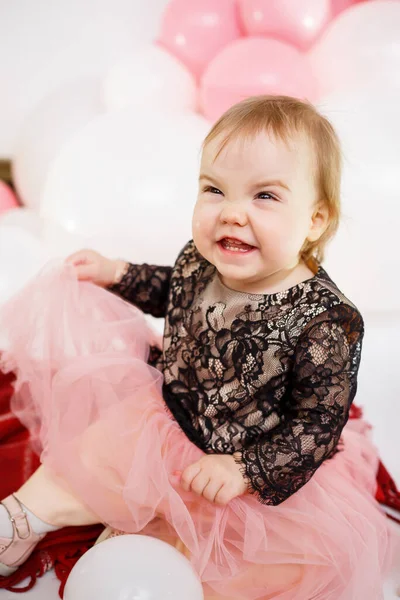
[{"left": 0, "top": 264, "right": 393, "bottom": 599}]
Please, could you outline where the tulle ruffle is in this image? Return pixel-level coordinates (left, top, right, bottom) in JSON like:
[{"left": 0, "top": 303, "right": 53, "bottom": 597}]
[{"left": 0, "top": 264, "right": 392, "bottom": 599}]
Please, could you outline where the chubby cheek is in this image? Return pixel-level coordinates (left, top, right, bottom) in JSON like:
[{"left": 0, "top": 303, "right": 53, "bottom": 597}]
[
  {"left": 192, "top": 202, "right": 217, "bottom": 249},
  {"left": 255, "top": 213, "right": 305, "bottom": 260}
]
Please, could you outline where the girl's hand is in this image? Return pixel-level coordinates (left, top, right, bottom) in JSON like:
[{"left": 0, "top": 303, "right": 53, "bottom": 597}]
[
  {"left": 65, "top": 249, "right": 127, "bottom": 288},
  {"left": 177, "top": 454, "right": 247, "bottom": 506}
]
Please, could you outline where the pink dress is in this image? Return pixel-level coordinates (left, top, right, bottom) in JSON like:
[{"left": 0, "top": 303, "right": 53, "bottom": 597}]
[{"left": 0, "top": 250, "right": 393, "bottom": 600}]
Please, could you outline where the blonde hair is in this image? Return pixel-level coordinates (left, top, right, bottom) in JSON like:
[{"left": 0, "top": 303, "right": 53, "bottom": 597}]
[{"left": 203, "top": 95, "right": 342, "bottom": 264}]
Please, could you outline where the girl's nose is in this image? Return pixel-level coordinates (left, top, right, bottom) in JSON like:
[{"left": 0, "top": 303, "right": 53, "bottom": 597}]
[{"left": 220, "top": 203, "right": 248, "bottom": 227}]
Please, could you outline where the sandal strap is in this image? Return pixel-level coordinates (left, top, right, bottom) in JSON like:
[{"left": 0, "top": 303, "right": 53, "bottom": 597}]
[{"left": 1, "top": 495, "right": 30, "bottom": 540}]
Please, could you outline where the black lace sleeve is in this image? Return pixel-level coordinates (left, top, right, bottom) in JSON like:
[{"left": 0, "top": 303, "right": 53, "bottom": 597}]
[
  {"left": 235, "top": 304, "right": 364, "bottom": 506},
  {"left": 107, "top": 263, "right": 172, "bottom": 318}
]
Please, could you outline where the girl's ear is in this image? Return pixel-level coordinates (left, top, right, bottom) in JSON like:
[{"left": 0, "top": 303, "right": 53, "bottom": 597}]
[{"left": 307, "top": 203, "right": 329, "bottom": 243}]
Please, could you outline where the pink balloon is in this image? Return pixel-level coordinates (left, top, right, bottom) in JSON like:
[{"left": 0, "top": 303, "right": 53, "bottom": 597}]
[
  {"left": 331, "top": 0, "right": 365, "bottom": 18},
  {"left": 200, "top": 37, "right": 318, "bottom": 122},
  {"left": 238, "top": 0, "right": 331, "bottom": 50},
  {"left": 0, "top": 181, "right": 19, "bottom": 215},
  {"left": 309, "top": 0, "right": 400, "bottom": 97},
  {"left": 157, "top": 0, "right": 242, "bottom": 78}
]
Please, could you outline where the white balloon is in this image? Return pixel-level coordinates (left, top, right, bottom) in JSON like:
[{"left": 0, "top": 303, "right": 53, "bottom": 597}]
[
  {"left": 309, "top": 1, "right": 400, "bottom": 98},
  {"left": 64, "top": 535, "right": 204, "bottom": 600},
  {"left": 13, "top": 79, "right": 105, "bottom": 209},
  {"left": 0, "top": 225, "right": 48, "bottom": 305},
  {"left": 40, "top": 109, "right": 210, "bottom": 265},
  {"left": 0, "top": 0, "right": 170, "bottom": 158},
  {"left": 0, "top": 207, "right": 44, "bottom": 238},
  {"left": 104, "top": 46, "right": 197, "bottom": 112},
  {"left": 0, "top": 207, "right": 89, "bottom": 259},
  {"left": 41, "top": 225, "right": 88, "bottom": 260}
]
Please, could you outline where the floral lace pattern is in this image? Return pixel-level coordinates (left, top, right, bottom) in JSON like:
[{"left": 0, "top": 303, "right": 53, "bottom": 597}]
[
  {"left": 108, "top": 262, "right": 172, "bottom": 318},
  {"left": 109, "top": 241, "right": 364, "bottom": 505}
]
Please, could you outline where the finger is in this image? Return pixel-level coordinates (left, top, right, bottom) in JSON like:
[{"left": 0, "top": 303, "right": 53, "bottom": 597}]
[
  {"left": 201, "top": 479, "right": 225, "bottom": 504},
  {"left": 170, "top": 470, "right": 182, "bottom": 487},
  {"left": 73, "top": 264, "right": 98, "bottom": 282},
  {"left": 190, "top": 471, "right": 211, "bottom": 497},
  {"left": 180, "top": 463, "right": 202, "bottom": 492},
  {"left": 65, "top": 250, "right": 94, "bottom": 266},
  {"left": 65, "top": 252, "right": 88, "bottom": 266},
  {"left": 214, "top": 484, "right": 235, "bottom": 506}
]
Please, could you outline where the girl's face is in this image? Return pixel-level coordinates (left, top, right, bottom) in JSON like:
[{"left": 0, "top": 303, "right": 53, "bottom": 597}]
[{"left": 192, "top": 130, "right": 325, "bottom": 294}]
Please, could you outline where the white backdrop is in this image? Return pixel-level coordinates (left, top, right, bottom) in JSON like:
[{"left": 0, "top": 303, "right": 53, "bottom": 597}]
[
  {"left": 0, "top": 0, "right": 399, "bottom": 470},
  {"left": 0, "top": 0, "right": 399, "bottom": 525},
  {"left": 0, "top": 0, "right": 399, "bottom": 597}
]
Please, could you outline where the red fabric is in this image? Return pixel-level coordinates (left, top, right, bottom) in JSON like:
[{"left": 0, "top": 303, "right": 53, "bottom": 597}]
[
  {"left": 0, "top": 371, "right": 40, "bottom": 496},
  {"left": 0, "top": 371, "right": 102, "bottom": 597},
  {"left": 0, "top": 525, "right": 103, "bottom": 596},
  {"left": 0, "top": 370, "right": 399, "bottom": 596},
  {"left": 348, "top": 403, "right": 400, "bottom": 525}
]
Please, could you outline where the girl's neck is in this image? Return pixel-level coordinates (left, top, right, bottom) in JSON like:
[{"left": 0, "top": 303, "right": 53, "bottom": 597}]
[{"left": 219, "top": 260, "right": 316, "bottom": 296}]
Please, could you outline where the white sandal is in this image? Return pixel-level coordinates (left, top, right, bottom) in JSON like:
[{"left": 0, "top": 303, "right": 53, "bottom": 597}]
[{"left": 0, "top": 495, "right": 46, "bottom": 577}]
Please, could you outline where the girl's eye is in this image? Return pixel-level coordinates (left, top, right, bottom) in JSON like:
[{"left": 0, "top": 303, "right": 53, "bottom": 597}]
[
  {"left": 256, "top": 191, "right": 277, "bottom": 201},
  {"left": 204, "top": 186, "right": 222, "bottom": 195}
]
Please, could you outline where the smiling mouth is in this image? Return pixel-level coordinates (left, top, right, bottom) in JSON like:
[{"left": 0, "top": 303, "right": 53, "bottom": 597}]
[{"left": 218, "top": 238, "right": 256, "bottom": 253}]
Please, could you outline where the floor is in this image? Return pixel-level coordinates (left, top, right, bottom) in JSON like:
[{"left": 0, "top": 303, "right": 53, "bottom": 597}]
[
  {"left": 0, "top": 523, "right": 399, "bottom": 600},
  {"left": 0, "top": 573, "right": 399, "bottom": 599}
]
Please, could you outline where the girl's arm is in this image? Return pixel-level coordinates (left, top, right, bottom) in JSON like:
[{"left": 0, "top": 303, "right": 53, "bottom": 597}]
[
  {"left": 234, "top": 304, "right": 364, "bottom": 506},
  {"left": 107, "top": 261, "right": 173, "bottom": 318}
]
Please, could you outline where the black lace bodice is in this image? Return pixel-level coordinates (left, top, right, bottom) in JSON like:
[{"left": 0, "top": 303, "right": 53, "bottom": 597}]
[{"left": 108, "top": 241, "right": 364, "bottom": 505}]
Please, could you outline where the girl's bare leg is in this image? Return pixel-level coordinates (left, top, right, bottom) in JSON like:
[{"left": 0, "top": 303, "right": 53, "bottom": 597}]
[{"left": 15, "top": 465, "right": 100, "bottom": 527}]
